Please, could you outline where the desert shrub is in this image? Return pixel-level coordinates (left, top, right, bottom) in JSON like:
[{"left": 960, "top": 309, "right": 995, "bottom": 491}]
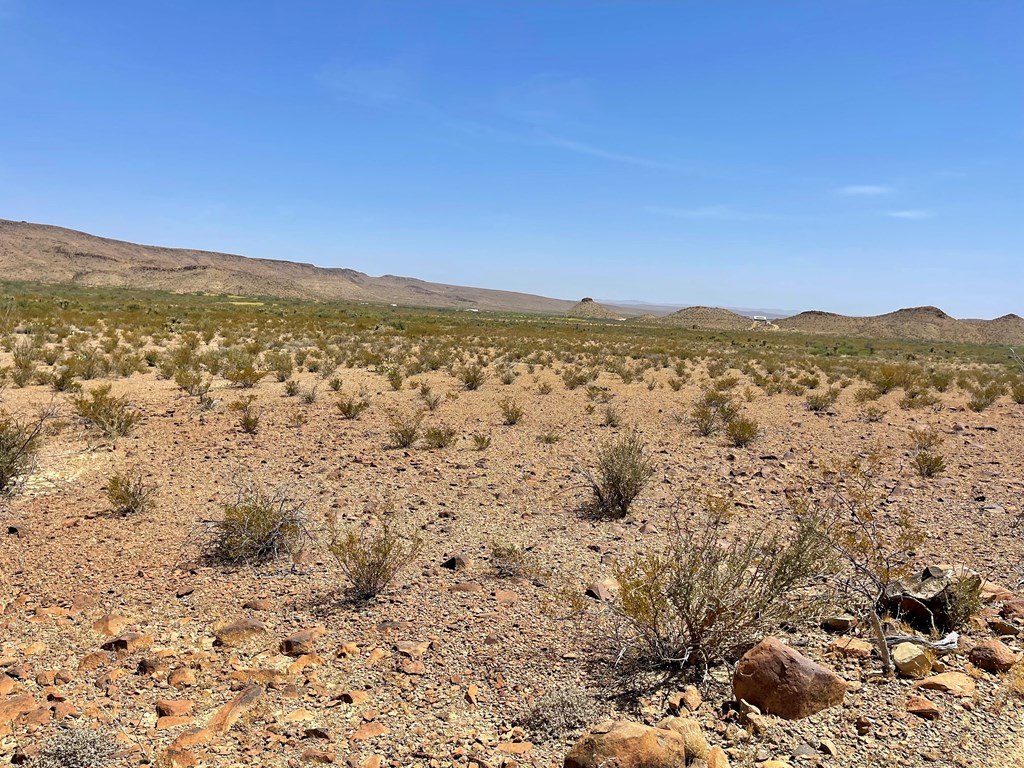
[
  {"left": 74, "top": 384, "right": 140, "bottom": 436},
  {"left": 725, "top": 415, "right": 759, "bottom": 447},
  {"left": 490, "top": 541, "right": 531, "bottom": 578},
  {"left": 498, "top": 366, "right": 518, "bottom": 385},
  {"left": 283, "top": 379, "right": 300, "bottom": 397},
  {"left": 537, "top": 430, "right": 561, "bottom": 444},
  {"left": 457, "top": 363, "right": 487, "bottom": 390},
  {"left": 174, "top": 368, "right": 210, "bottom": 397},
  {"left": 263, "top": 350, "right": 294, "bottom": 382},
  {"left": 909, "top": 426, "right": 944, "bottom": 451},
  {"left": 929, "top": 368, "right": 954, "bottom": 392},
  {"left": 423, "top": 424, "right": 457, "bottom": 449},
  {"left": 689, "top": 390, "right": 737, "bottom": 436},
  {"left": 805, "top": 387, "right": 839, "bottom": 412},
  {"left": 208, "top": 480, "right": 309, "bottom": 565},
  {"left": 611, "top": 495, "right": 833, "bottom": 678},
  {"left": 967, "top": 380, "right": 1004, "bottom": 412},
  {"left": 871, "top": 363, "right": 917, "bottom": 394},
  {"left": 49, "top": 365, "right": 80, "bottom": 393},
  {"left": 472, "top": 432, "right": 492, "bottom": 450},
  {"left": 515, "top": 687, "right": 600, "bottom": 743},
  {"left": 854, "top": 386, "right": 882, "bottom": 403},
  {"left": 388, "top": 411, "right": 423, "bottom": 448},
  {"left": 337, "top": 392, "right": 370, "bottom": 419},
  {"left": 899, "top": 387, "right": 941, "bottom": 411},
  {"left": 911, "top": 450, "right": 946, "bottom": 478},
  {"left": 602, "top": 404, "right": 621, "bottom": 428},
  {"left": 385, "top": 365, "right": 404, "bottom": 391},
  {"left": 582, "top": 429, "right": 655, "bottom": 518},
  {"left": 222, "top": 350, "right": 264, "bottom": 388},
  {"left": 106, "top": 467, "right": 157, "bottom": 515},
  {"left": 861, "top": 404, "right": 886, "bottom": 423},
  {"left": 940, "top": 575, "right": 984, "bottom": 631},
  {"left": 328, "top": 376, "right": 343, "bottom": 392},
  {"left": 0, "top": 410, "right": 49, "bottom": 497},
  {"left": 230, "top": 395, "right": 261, "bottom": 434},
  {"left": 499, "top": 397, "right": 524, "bottom": 426},
  {"left": 562, "top": 366, "right": 597, "bottom": 390},
  {"left": 417, "top": 382, "right": 443, "bottom": 411},
  {"left": 537, "top": 380, "right": 553, "bottom": 395},
  {"left": 300, "top": 384, "right": 318, "bottom": 404},
  {"left": 33, "top": 727, "right": 116, "bottom": 768},
  {"left": 668, "top": 377, "right": 685, "bottom": 392},
  {"left": 329, "top": 515, "right": 423, "bottom": 601},
  {"left": 1010, "top": 378, "right": 1024, "bottom": 405}
]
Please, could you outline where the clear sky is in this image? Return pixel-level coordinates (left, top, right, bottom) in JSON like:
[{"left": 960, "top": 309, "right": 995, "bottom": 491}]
[{"left": 1, "top": 2, "right": 1021, "bottom": 317}]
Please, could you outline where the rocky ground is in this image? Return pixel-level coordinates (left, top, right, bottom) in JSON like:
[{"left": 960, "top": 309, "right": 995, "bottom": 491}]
[{"left": 2, "top": 355, "right": 1023, "bottom": 767}]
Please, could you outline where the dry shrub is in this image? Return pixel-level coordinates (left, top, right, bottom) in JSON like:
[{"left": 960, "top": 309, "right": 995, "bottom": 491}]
[
  {"left": 582, "top": 428, "right": 655, "bottom": 518},
  {"left": 611, "top": 495, "right": 833, "bottom": 679},
  {"left": 230, "top": 395, "right": 260, "bottom": 434},
  {"left": 337, "top": 391, "right": 370, "bottom": 419},
  {"left": 515, "top": 686, "right": 601, "bottom": 743},
  {"left": 106, "top": 467, "right": 157, "bottom": 515},
  {"left": 388, "top": 411, "right": 423, "bottom": 448},
  {"left": 0, "top": 408, "right": 50, "bottom": 497},
  {"left": 499, "top": 397, "right": 525, "bottom": 426},
  {"left": 725, "top": 415, "right": 759, "bottom": 447},
  {"left": 329, "top": 514, "right": 423, "bottom": 601},
  {"left": 912, "top": 450, "right": 946, "bottom": 478},
  {"left": 457, "top": 363, "right": 487, "bottom": 390},
  {"left": 73, "top": 384, "right": 140, "bottom": 436},
  {"left": 33, "top": 727, "right": 116, "bottom": 768},
  {"left": 805, "top": 387, "right": 839, "bottom": 412},
  {"left": 423, "top": 424, "right": 457, "bottom": 449},
  {"left": 207, "top": 480, "right": 309, "bottom": 565}
]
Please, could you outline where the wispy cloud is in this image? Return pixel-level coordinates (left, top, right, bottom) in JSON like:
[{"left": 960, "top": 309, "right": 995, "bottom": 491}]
[
  {"left": 836, "top": 184, "right": 894, "bottom": 196},
  {"left": 647, "top": 205, "right": 766, "bottom": 221},
  {"left": 534, "top": 132, "right": 674, "bottom": 170},
  {"left": 886, "top": 209, "right": 933, "bottom": 219}
]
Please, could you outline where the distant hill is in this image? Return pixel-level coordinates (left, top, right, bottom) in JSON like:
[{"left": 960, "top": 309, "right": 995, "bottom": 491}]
[
  {"left": 566, "top": 297, "right": 623, "bottom": 320},
  {"left": 0, "top": 219, "right": 577, "bottom": 314},
  {"left": 777, "top": 306, "right": 1024, "bottom": 344},
  {"left": 659, "top": 306, "right": 755, "bottom": 331}
]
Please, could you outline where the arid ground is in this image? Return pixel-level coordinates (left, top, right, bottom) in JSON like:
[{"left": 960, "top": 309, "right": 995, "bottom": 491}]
[{"left": 1, "top": 283, "right": 1023, "bottom": 768}]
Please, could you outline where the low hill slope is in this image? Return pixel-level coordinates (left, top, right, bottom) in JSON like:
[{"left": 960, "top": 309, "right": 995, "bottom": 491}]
[
  {"left": 660, "top": 306, "right": 753, "bottom": 331},
  {"left": 0, "top": 219, "right": 576, "bottom": 314},
  {"left": 566, "top": 297, "right": 622, "bottom": 320}
]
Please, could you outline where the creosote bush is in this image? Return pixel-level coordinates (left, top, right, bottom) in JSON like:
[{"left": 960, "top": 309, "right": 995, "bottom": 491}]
[
  {"left": 208, "top": 480, "right": 309, "bottom": 565},
  {"left": 329, "top": 514, "right": 423, "bottom": 601},
  {"left": 499, "top": 397, "right": 524, "bottom": 426},
  {"left": 725, "top": 415, "right": 759, "bottom": 447},
  {"left": 582, "top": 428, "right": 655, "bottom": 518},
  {"left": 106, "top": 467, "right": 157, "bottom": 515},
  {"left": 423, "top": 424, "right": 457, "bottom": 449},
  {"left": 911, "top": 450, "right": 946, "bottom": 478},
  {"left": 0, "top": 409, "right": 50, "bottom": 497},
  {"left": 231, "top": 395, "right": 261, "bottom": 434},
  {"left": 337, "top": 391, "right": 370, "bottom": 419},
  {"left": 388, "top": 411, "right": 423, "bottom": 448},
  {"left": 457, "top": 363, "right": 487, "bottom": 390},
  {"left": 611, "top": 495, "right": 833, "bottom": 679},
  {"left": 73, "top": 384, "right": 140, "bottom": 436}
]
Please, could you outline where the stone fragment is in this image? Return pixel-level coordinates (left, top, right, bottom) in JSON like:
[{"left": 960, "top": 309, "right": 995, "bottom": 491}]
[{"left": 732, "top": 637, "right": 846, "bottom": 720}]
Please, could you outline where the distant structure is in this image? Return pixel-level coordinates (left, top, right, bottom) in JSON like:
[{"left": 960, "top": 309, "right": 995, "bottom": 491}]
[{"left": 752, "top": 315, "right": 771, "bottom": 326}]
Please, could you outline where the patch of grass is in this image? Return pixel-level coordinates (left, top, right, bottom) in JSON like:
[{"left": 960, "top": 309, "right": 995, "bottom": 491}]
[{"left": 472, "top": 432, "right": 492, "bottom": 450}]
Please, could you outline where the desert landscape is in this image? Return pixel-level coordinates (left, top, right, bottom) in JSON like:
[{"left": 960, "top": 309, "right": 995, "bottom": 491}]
[{"left": 0, "top": 277, "right": 1022, "bottom": 768}]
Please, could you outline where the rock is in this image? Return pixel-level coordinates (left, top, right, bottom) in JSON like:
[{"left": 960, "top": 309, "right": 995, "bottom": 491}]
[
  {"left": 214, "top": 618, "right": 268, "bottom": 647},
  {"left": 441, "top": 554, "right": 473, "bottom": 571},
  {"left": 907, "top": 694, "right": 940, "bottom": 720},
  {"left": 657, "top": 716, "right": 709, "bottom": 761},
  {"left": 0, "top": 695, "right": 35, "bottom": 726},
  {"left": 883, "top": 565, "right": 983, "bottom": 632},
  {"left": 301, "top": 748, "right": 335, "bottom": 763},
  {"left": 281, "top": 628, "right": 322, "bottom": 656},
  {"left": 829, "top": 637, "right": 873, "bottom": 659},
  {"left": 968, "top": 638, "right": 1019, "bottom": 672},
  {"left": 564, "top": 720, "right": 689, "bottom": 768},
  {"left": 892, "top": 642, "right": 932, "bottom": 678},
  {"left": 706, "top": 746, "right": 730, "bottom": 768},
  {"left": 450, "top": 582, "right": 483, "bottom": 593},
  {"left": 913, "top": 672, "right": 976, "bottom": 697},
  {"left": 732, "top": 637, "right": 846, "bottom": 719},
  {"left": 208, "top": 684, "right": 264, "bottom": 733},
  {"left": 584, "top": 582, "right": 614, "bottom": 602},
  {"left": 394, "top": 640, "right": 430, "bottom": 658},
  {"left": 819, "top": 739, "right": 838, "bottom": 757},
  {"left": 101, "top": 632, "right": 153, "bottom": 653},
  {"left": 351, "top": 721, "right": 389, "bottom": 741},
  {"left": 988, "top": 617, "right": 1021, "bottom": 636},
  {"left": 92, "top": 614, "right": 130, "bottom": 636},
  {"left": 821, "top": 614, "right": 858, "bottom": 632},
  {"left": 168, "top": 667, "right": 196, "bottom": 689},
  {"left": 666, "top": 686, "right": 701, "bottom": 714},
  {"left": 243, "top": 598, "right": 272, "bottom": 611},
  {"left": 156, "top": 699, "right": 195, "bottom": 717}
]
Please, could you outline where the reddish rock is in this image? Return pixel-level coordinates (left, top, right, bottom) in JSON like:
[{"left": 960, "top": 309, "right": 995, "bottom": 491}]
[
  {"left": 969, "top": 639, "right": 1019, "bottom": 672},
  {"left": 208, "top": 684, "right": 264, "bottom": 733},
  {"left": 829, "top": 637, "right": 873, "bottom": 659},
  {"left": 92, "top": 614, "right": 130, "bottom": 636},
  {"left": 101, "top": 631, "right": 153, "bottom": 653},
  {"left": 907, "top": 695, "right": 940, "bottom": 720},
  {"left": 281, "top": 628, "right": 322, "bottom": 656},
  {"left": 564, "top": 720, "right": 689, "bottom": 768},
  {"left": 351, "top": 721, "right": 389, "bottom": 741},
  {"left": 913, "top": 672, "right": 976, "bottom": 697},
  {"left": 732, "top": 637, "right": 847, "bottom": 719},
  {"left": 157, "top": 716, "right": 194, "bottom": 730},
  {"left": 156, "top": 699, "right": 195, "bottom": 717},
  {"left": 168, "top": 667, "right": 196, "bottom": 689},
  {"left": 441, "top": 554, "right": 473, "bottom": 571},
  {"left": 214, "top": 618, "right": 268, "bottom": 647}
]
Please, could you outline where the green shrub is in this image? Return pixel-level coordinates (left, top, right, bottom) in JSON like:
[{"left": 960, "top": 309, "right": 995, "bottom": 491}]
[
  {"left": 283, "top": 379, "right": 300, "bottom": 397},
  {"left": 499, "top": 397, "right": 525, "bottom": 426},
  {"left": 73, "top": 384, "right": 140, "bottom": 436},
  {"left": 423, "top": 424, "right": 457, "bottom": 449},
  {"left": 583, "top": 429, "right": 656, "bottom": 518},
  {"left": 230, "top": 395, "right": 261, "bottom": 434},
  {"left": 388, "top": 411, "right": 423, "bottom": 448},
  {"left": 106, "top": 468, "right": 157, "bottom": 515},
  {"left": 612, "top": 496, "right": 832, "bottom": 678},
  {"left": 912, "top": 450, "right": 946, "bottom": 478},
  {"left": 457, "top": 363, "right": 487, "bottom": 390},
  {"left": 329, "top": 516, "right": 423, "bottom": 601},
  {"left": 337, "top": 392, "right": 370, "bottom": 419},
  {"left": 472, "top": 432, "right": 492, "bottom": 450},
  {"left": 725, "top": 415, "right": 759, "bottom": 447},
  {"left": 602, "top": 404, "right": 621, "bottom": 428},
  {"left": 805, "top": 387, "right": 839, "bottom": 412}
]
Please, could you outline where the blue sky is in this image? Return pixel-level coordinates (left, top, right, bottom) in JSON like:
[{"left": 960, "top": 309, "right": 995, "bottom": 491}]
[{"left": 1, "top": 2, "right": 1021, "bottom": 317}]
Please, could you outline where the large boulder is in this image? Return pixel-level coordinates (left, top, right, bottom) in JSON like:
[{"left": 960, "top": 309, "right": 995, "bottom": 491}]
[
  {"left": 564, "top": 720, "right": 689, "bottom": 768},
  {"left": 733, "top": 637, "right": 847, "bottom": 719}
]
